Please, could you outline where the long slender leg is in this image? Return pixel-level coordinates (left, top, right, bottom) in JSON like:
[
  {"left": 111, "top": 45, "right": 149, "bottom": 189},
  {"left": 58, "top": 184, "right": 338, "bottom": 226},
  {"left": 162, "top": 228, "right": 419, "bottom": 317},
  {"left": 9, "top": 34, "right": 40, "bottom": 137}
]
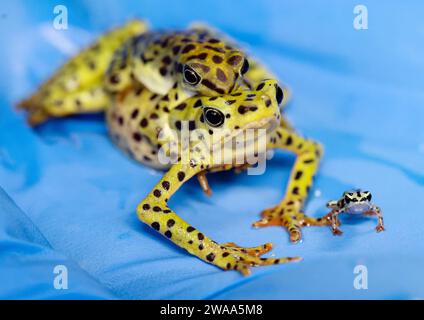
[
  {"left": 323, "top": 210, "right": 343, "bottom": 235},
  {"left": 18, "top": 20, "right": 147, "bottom": 126},
  {"left": 366, "top": 205, "right": 385, "bottom": 232},
  {"left": 137, "top": 162, "right": 301, "bottom": 275},
  {"left": 253, "top": 124, "right": 328, "bottom": 242}
]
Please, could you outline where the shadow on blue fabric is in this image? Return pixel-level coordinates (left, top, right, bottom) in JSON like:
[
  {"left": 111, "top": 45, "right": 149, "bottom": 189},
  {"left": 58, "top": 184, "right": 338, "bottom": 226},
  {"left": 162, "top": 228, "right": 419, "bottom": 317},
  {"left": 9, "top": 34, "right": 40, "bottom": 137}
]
[{"left": 0, "top": 0, "right": 423, "bottom": 299}]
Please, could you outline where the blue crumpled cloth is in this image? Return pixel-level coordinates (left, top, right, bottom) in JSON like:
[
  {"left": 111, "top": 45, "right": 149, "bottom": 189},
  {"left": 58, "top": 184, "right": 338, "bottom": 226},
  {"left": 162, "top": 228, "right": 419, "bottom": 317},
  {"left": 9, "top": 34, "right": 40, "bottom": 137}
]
[{"left": 1, "top": 0, "right": 424, "bottom": 299}]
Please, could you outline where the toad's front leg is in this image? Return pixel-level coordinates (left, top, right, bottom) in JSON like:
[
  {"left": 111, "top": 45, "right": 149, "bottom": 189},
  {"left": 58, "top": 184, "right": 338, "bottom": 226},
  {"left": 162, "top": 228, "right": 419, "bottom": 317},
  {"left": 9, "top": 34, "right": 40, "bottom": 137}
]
[
  {"left": 253, "top": 125, "right": 329, "bottom": 242},
  {"left": 365, "top": 205, "right": 385, "bottom": 232},
  {"left": 137, "top": 162, "right": 300, "bottom": 275}
]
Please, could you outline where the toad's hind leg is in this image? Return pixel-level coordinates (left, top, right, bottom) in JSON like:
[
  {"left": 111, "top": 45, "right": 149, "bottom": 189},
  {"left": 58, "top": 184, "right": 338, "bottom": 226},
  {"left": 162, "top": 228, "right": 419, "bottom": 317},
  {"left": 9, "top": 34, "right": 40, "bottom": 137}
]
[
  {"left": 137, "top": 162, "right": 301, "bottom": 275},
  {"left": 253, "top": 123, "right": 328, "bottom": 242},
  {"left": 18, "top": 20, "right": 147, "bottom": 126}
]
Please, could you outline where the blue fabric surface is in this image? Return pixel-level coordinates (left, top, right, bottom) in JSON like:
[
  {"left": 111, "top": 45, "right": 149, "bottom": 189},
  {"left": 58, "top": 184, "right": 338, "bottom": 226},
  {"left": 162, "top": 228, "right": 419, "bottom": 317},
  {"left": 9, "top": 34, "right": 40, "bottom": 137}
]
[{"left": 1, "top": 0, "right": 423, "bottom": 299}]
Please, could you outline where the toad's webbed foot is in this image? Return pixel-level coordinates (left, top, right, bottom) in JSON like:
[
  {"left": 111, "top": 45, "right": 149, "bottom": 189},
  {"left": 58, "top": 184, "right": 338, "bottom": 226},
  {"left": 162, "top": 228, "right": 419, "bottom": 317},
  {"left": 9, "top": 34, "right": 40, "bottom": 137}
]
[
  {"left": 218, "top": 242, "right": 301, "bottom": 276},
  {"left": 253, "top": 200, "right": 328, "bottom": 243}
]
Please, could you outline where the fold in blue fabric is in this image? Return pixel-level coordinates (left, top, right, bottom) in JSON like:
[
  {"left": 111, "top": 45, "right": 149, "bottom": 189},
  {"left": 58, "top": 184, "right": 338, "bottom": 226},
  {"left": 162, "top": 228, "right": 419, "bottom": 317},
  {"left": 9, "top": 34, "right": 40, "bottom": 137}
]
[
  {"left": 0, "top": 188, "right": 116, "bottom": 299},
  {"left": 1, "top": 0, "right": 423, "bottom": 299}
]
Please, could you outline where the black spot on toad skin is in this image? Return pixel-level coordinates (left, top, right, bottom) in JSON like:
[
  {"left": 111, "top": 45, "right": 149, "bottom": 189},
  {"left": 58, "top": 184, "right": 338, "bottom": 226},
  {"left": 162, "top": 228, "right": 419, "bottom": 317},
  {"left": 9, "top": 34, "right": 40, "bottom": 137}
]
[
  {"left": 159, "top": 67, "right": 167, "bottom": 76},
  {"left": 201, "top": 79, "right": 225, "bottom": 94},
  {"left": 265, "top": 99, "right": 272, "bottom": 107},
  {"left": 140, "top": 118, "right": 148, "bottom": 128},
  {"left": 256, "top": 82, "right": 265, "bottom": 91},
  {"left": 163, "top": 209, "right": 171, "bottom": 213},
  {"left": 204, "top": 45, "right": 225, "bottom": 53},
  {"left": 151, "top": 222, "right": 160, "bottom": 231},
  {"left": 226, "top": 99, "right": 236, "bottom": 105},
  {"left": 177, "top": 171, "right": 185, "bottom": 181},
  {"left": 212, "top": 55, "right": 223, "bottom": 64},
  {"left": 303, "top": 159, "right": 315, "bottom": 164},
  {"left": 286, "top": 136, "right": 293, "bottom": 146},
  {"left": 226, "top": 263, "right": 231, "bottom": 269},
  {"left": 187, "top": 226, "right": 195, "bottom": 232},
  {"left": 87, "top": 61, "right": 96, "bottom": 70},
  {"left": 227, "top": 55, "right": 243, "bottom": 66},
  {"left": 182, "top": 44, "right": 196, "bottom": 54},
  {"left": 153, "top": 189, "right": 161, "bottom": 198},
  {"left": 109, "top": 74, "right": 120, "bottom": 84},
  {"left": 197, "top": 233, "right": 204, "bottom": 240},
  {"left": 222, "top": 252, "right": 229, "bottom": 257},
  {"left": 162, "top": 181, "right": 170, "bottom": 190},
  {"left": 167, "top": 219, "right": 175, "bottom": 228},
  {"left": 164, "top": 230, "right": 172, "bottom": 238},
  {"left": 172, "top": 45, "right": 181, "bottom": 55},
  {"left": 133, "top": 132, "right": 142, "bottom": 142},
  {"left": 206, "top": 253, "right": 215, "bottom": 262},
  {"left": 294, "top": 171, "right": 303, "bottom": 180},
  {"left": 131, "top": 109, "right": 139, "bottom": 119},
  {"left": 187, "top": 53, "right": 208, "bottom": 61},
  {"left": 162, "top": 56, "right": 172, "bottom": 65},
  {"left": 237, "top": 105, "right": 249, "bottom": 115},
  {"left": 193, "top": 99, "right": 203, "bottom": 108},
  {"left": 142, "top": 204, "right": 150, "bottom": 210},
  {"left": 153, "top": 206, "right": 162, "bottom": 212},
  {"left": 133, "top": 87, "right": 143, "bottom": 96},
  {"left": 150, "top": 113, "right": 159, "bottom": 119},
  {"left": 198, "top": 244, "right": 204, "bottom": 250},
  {"left": 175, "top": 120, "right": 182, "bottom": 130},
  {"left": 292, "top": 187, "right": 299, "bottom": 195},
  {"left": 216, "top": 68, "right": 227, "bottom": 82},
  {"left": 176, "top": 102, "right": 187, "bottom": 110}
]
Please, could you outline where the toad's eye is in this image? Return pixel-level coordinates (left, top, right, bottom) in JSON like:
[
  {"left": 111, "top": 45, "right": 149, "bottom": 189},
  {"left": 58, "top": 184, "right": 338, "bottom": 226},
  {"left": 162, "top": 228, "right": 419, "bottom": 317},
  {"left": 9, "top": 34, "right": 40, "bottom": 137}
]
[
  {"left": 366, "top": 193, "right": 372, "bottom": 201},
  {"left": 183, "top": 65, "right": 201, "bottom": 85},
  {"left": 203, "top": 107, "right": 225, "bottom": 127},
  {"left": 241, "top": 58, "right": 249, "bottom": 75},
  {"left": 275, "top": 85, "right": 284, "bottom": 105},
  {"left": 344, "top": 195, "right": 351, "bottom": 204}
]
